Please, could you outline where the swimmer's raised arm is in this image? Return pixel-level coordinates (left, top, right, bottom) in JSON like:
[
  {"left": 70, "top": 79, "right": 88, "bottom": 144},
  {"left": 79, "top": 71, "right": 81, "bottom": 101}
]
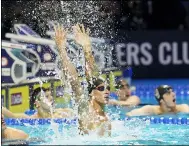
[
  {"left": 54, "top": 25, "right": 83, "bottom": 99},
  {"left": 72, "top": 24, "right": 100, "bottom": 80},
  {"left": 54, "top": 25, "right": 89, "bottom": 132},
  {"left": 55, "top": 25, "right": 96, "bottom": 135}
]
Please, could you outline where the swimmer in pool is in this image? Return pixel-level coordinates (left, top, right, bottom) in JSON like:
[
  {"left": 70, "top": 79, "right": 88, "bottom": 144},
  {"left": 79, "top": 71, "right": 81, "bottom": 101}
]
[
  {"left": 54, "top": 24, "right": 111, "bottom": 136},
  {"left": 2, "top": 87, "right": 74, "bottom": 119},
  {"left": 108, "top": 79, "right": 140, "bottom": 106},
  {"left": 2, "top": 114, "right": 29, "bottom": 140},
  {"left": 126, "top": 85, "right": 189, "bottom": 116},
  {"left": 30, "top": 87, "right": 75, "bottom": 118}
]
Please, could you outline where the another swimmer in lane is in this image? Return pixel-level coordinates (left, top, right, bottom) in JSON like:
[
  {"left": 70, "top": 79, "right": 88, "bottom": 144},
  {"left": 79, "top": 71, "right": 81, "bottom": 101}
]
[
  {"left": 2, "top": 115, "right": 29, "bottom": 140},
  {"left": 126, "top": 85, "right": 189, "bottom": 116},
  {"left": 2, "top": 87, "right": 74, "bottom": 119},
  {"left": 109, "top": 79, "right": 140, "bottom": 106},
  {"left": 29, "top": 87, "right": 75, "bottom": 118},
  {"left": 54, "top": 24, "right": 111, "bottom": 136}
]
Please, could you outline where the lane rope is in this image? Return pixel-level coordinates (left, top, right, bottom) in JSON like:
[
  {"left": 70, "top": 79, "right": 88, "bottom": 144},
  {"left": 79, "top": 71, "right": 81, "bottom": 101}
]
[{"left": 4, "top": 117, "right": 189, "bottom": 125}]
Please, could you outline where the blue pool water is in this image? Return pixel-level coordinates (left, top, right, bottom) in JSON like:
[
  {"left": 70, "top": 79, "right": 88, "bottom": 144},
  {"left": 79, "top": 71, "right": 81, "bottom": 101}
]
[
  {"left": 5, "top": 123, "right": 189, "bottom": 145},
  {"left": 3, "top": 79, "right": 189, "bottom": 145},
  {"left": 4, "top": 103, "right": 189, "bottom": 145},
  {"left": 4, "top": 114, "right": 189, "bottom": 145}
]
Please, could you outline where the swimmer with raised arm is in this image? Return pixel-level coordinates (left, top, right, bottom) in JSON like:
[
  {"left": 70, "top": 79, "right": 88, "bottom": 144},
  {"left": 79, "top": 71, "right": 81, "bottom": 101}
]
[
  {"left": 54, "top": 24, "right": 111, "bottom": 136},
  {"left": 2, "top": 87, "right": 74, "bottom": 119},
  {"left": 109, "top": 79, "right": 140, "bottom": 106},
  {"left": 126, "top": 85, "right": 189, "bottom": 116}
]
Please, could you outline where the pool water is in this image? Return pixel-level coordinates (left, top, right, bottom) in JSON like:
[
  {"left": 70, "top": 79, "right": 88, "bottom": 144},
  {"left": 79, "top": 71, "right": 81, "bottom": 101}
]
[
  {"left": 4, "top": 103, "right": 189, "bottom": 145},
  {"left": 6, "top": 116, "right": 189, "bottom": 145},
  {"left": 3, "top": 79, "right": 189, "bottom": 145}
]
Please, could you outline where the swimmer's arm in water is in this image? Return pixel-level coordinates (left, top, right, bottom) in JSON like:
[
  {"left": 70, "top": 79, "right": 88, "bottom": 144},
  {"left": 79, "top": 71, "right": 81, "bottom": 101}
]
[
  {"left": 177, "top": 104, "right": 189, "bottom": 113},
  {"left": 109, "top": 96, "right": 140, "bottom": 106},
  {"left": 2, "top": 114, "right": 28, "bottom": 139},
  {"left": 72, "top": 24, "right": 100, "bottom": 80},
  {"left": 108, "top": 99, "right": 131, "bottom": 106},
  {"left": 126, "top": 105, "right": 154, "bottom": 117},
  {"left": 54, "top": 25, "right": 83, "bottom": 99},
  {"left": 3, "top": 127, "right": 29, "bottom": 139},
  {"left": 2, "top": 107, "right": 30, "bottom": 118}
]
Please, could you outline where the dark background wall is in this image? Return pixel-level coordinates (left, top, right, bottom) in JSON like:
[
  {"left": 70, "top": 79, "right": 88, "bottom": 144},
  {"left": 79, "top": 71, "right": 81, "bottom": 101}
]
[{"left": 2, "top": 0, "right": 189, "bottom": 79}]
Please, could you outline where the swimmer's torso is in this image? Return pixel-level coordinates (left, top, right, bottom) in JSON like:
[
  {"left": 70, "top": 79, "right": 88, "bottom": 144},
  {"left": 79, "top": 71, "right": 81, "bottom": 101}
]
[{"left": 79, "top": 103, "right": 110, "bottom": 135}]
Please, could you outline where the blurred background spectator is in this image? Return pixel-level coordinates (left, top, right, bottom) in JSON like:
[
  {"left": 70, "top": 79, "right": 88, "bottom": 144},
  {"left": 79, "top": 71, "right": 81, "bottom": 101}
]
[
  {"left": 116, "top": 0, "right": 149, "bottom": 30},
  {"left": 148, "top": 0, "right": 188, "bottom": 30},
  {"left": 116, "top": 0, "right": 188, "bottom": 31}
]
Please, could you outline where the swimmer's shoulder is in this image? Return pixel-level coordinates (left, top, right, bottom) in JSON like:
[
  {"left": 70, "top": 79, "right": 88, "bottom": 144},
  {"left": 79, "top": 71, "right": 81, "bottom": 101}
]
[
  {"left": 129, "top": 95, "right": 140, "bottom": 99},
  {"left": 176, "top": 104, "right": 189, "bottom": 113},
  {"left": 153, "top": 106, "right": 163, "bottom": 115},
  {"left": 143, "top": 105, "right": 159, "bottom": 114}
]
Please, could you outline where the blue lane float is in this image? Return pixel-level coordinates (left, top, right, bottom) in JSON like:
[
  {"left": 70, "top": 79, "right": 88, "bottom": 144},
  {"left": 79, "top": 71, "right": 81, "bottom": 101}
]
[
  {"left": 125, "top": 117, "right": 189, "bottom": 125},
  {"left": 4, "top": 118, "right": 78, "bottom": 126},
  {"left": 4, "top": 117, "right": 189, "bottom": 126}
]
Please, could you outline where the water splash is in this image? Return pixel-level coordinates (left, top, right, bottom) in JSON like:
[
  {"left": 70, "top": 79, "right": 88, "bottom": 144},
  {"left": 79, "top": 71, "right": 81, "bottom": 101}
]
[
  {"left": 22, "top": 120, "right": 148, "bottom": 145},
  {"left": 59, "top": 1, "right": 115, "bottom": 38},
  {"left": 15, "top": 0, "right": 116, "bottom": 39},
  {"left": 9, "top": 0, "right": 136, "bottom": 143}
]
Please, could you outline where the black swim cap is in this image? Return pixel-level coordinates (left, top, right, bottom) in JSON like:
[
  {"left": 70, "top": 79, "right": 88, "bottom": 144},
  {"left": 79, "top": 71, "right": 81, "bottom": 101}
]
[
  {"left": 155, "top": 85, "right": 172, "bottom": 101},
  {"left": 88, "top": 77, "right": 104, "bottom": 94}
]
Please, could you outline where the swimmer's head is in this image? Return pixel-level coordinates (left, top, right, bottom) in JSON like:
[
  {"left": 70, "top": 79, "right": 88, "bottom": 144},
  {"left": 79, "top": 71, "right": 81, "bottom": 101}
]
[
  {"left": 31, "top": 87, "right": 54, "bottom": 112},
  {"left": 116, "top": 79, "right": 131, "bottom": 100},
  {"left": 155, "top": 85, "right": 176, "bottom": 108},
  {"left": 88, "top": 77, "right": 110, "bottom": 104}
]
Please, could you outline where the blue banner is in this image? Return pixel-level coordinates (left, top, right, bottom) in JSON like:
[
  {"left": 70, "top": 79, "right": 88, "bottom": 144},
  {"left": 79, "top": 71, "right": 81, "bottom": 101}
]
[{"left": 110, "top": 30, "right": 189, "bottom": 78}]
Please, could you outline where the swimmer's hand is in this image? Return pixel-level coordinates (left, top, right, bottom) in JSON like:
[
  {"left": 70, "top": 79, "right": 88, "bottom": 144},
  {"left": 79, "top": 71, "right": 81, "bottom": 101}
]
[
  {"left": 73, "top": 23, "right": 100, "bottom": 79},
  {"left": 54, "top": 24, "right": 68, "bottom": 50},
  {"left": 72, "top": 23, "right": 91, "bottom": 49},
  {"left": 53, "top": 23, "right": 83, "bottom": 99}
]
